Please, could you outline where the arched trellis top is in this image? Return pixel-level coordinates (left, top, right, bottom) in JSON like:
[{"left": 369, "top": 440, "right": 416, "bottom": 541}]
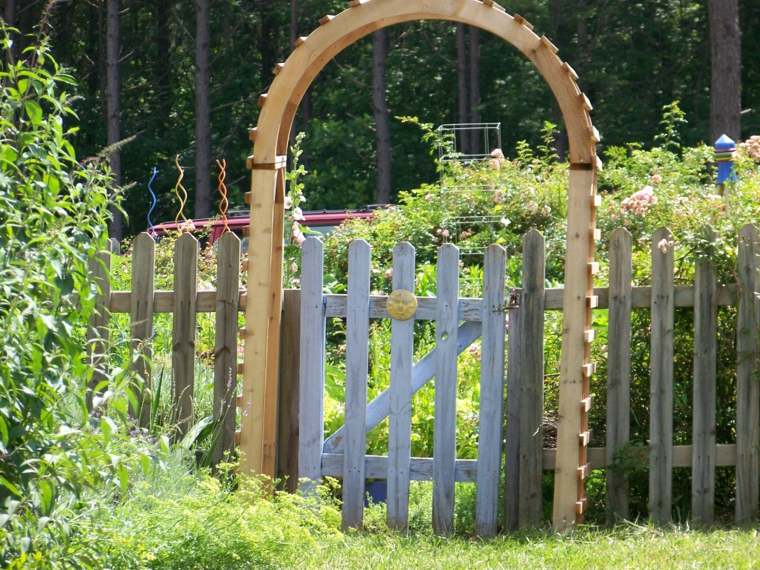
[
  {"left": 241, "top": 0, "right": 601, "bottom": 533},
  {"left": 252, "top": 0, "right": 599, "bottom": 165}
]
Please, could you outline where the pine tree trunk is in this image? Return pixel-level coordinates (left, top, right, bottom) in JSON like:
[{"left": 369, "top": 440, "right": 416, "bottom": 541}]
[
  {"left": 4, "top": 0, "right": 16, "bottom": 62},
  {"left": 106, "top": 0, "right": 123, "bottom": 241},
  {"left": 708, "top": 0, "right": 742, "bottom": 141},
  {"left": 456, "top": 24, "right": 468, "bottom": 155},
  {"left": 468, "top": 27, "right": 481, "bottom": 155},
  {"left": 194, "top": 0, "right": 211, "bottom": 219},
  {"left": 156, "top": 0, "right": 172, "bottom": 120},
  {"left": 549, "top": 0, "right": 568, "bottom": 158},
  {"left": 372, "top": 29, "right": 392, "bottom": 204}
]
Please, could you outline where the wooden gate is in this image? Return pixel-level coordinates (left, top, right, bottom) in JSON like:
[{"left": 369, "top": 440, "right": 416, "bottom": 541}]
[{"left": 297, "top": 236, "right": 511, "bottom": 535}]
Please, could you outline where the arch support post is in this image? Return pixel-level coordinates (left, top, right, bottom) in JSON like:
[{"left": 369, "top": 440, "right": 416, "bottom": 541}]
[
  {"left": 241, "top": 168, "right": 285, "bottom": 477},
  {"left": 553, "top": 166, "right": 597, "bottom": 530}
]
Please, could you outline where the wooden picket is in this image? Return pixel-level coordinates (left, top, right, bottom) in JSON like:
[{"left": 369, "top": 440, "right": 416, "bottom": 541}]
[{"left": 93, "top": 224, "right": 760, "bottom": 534}]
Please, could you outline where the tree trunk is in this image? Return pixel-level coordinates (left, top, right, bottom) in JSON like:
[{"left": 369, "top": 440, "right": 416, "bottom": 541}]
[
  {"left": 194, "top": 0, "right": 211, "bottom": 219},
  {"left": 156, "top": 0, "right": 172, "bottom": 120},
  {"left": 290, "top": 0, "right": 297, "bottom": 50},
  {"left": 456, "top": 24, "right": 469, "bottom": 155},
  {"left": 4, "top": 0, "right": 16, "bottom": 62},
  {"left": 3, "top": 0, "right": 15, "bottom": 25},
  {"left": 257, "top": 0, "right": 277, "bottom": 88},
  {"left": 708, "top": 0, "right": 742, "bottom": 141},
  {"left": 468, "top": 27, "right": 481, "bottom": 155},
  {"left": 372, "top": 29, "right": 392, "bottom": 204},
  {"left": 549, "top": 0, "right": 568, "bottom": 158},
  {"left": 106, "top": 0, "right": 123, "bottom": 241}
]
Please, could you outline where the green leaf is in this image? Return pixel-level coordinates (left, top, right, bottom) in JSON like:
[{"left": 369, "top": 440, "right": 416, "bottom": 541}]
[
  {"left": 24, "top": 100, "right": 43, "bottom": 126},
  {"left": 0, "top": 415, "right": 8, "bottom": 446},
  {"left": 0, "top": 476, "right": 22, "bottom": 497}
]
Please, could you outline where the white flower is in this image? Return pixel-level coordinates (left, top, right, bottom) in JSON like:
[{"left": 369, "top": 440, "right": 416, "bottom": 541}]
[
  {"left": 291, "top": 222, "right": 305, "bottom": 245},
  {"left": 284, "top": 196, "right": 293, "bottom": 210},
  {"left": 293, "top": 207, "right": 305, "bottom": 221},
  {"left": 500, "top": 217, "right": 511, "bottom": 227}
]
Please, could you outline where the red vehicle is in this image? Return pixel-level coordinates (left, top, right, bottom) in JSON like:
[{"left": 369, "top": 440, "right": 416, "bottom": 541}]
[{"left": 151, "top": 208, "right": 375, "bottom": 249}]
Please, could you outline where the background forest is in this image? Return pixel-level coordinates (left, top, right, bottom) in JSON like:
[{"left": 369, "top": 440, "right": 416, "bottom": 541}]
[{"left": 2, "top": 0, "right": 757, "bottom": 240}]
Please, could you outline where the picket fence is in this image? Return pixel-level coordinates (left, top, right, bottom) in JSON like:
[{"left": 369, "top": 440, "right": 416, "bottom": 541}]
[{"left": 91, "top": 225, "right": 760, "bottom": 535}]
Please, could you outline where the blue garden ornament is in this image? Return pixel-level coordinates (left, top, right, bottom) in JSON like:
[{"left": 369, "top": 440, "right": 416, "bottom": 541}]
[
  {"left": 147, "top": 166, "right": 158, "bottom": 236},
  {"left": 714, "top": 134, "right": 737, "bottom": 186}
]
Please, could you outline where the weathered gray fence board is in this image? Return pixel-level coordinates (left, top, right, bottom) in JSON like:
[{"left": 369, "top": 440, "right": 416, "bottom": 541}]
[
  {"left": 692, "top": 229, "right": 718, "bottom": 525},
  {"left": 387, "top": 243, "right": 416, "bottom": 531},
  {"left": 606, "top": 227, "right": 632, "bottom": 522},
  {"left": 323, "top": 453, "right": 478, "bottom": 481},
  {"left": 108, "top": 283, "right": 739, "bottom": 315},
  {"left": 649, "top": 228, "right": 674, "bottom": 524},
  {"left": 323, "top": 321, "right": 482, "bottom": 453},
  {"left": 518, "top": 230, "right": 546, "bottom": 529},
  {"left": 87, "top": 248, "right": 112, "bottom": 410},
  {"left": 130, "top": 233, "right": 155, "bottom": 427},
  {"left": 298, "top": 237, "right": 326, "bottom": 491},
  {"left": 475, "top": 245, "right": 507, "bottom": 537},
  {"left": 211, "top": 232, "right": 240, "bottom": 465},
  {"left": 172, "top": 233, "right": 198, "bottom": 438},
  {"left": 736, "top": 224, "right": 760, "bottom": 523},
  {"left": 343, "top": 240, "right": 372, "bottom": 530},
  {"left": 504, "top": 292, "right": 522, "bottom": 532},
  {"left": 433, "top": 244, "right": 459, "bottom": 536},
  {"left": 278, "top": 289, "right": 301, "bottom": 491}
]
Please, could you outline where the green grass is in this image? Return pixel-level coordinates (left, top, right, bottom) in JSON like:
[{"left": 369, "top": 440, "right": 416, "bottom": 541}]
[{"left": 299, "top": 527, "right": 760, "bottom": 569}]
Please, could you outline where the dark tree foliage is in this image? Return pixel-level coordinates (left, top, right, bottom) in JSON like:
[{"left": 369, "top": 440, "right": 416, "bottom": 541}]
[{"left": 23, "top": 0, "right": 757, "bottom": 237}]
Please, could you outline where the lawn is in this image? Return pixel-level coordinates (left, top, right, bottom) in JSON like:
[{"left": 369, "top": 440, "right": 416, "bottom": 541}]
[{"left": 299, "top": 527, "right": 760, "bottom": 569}]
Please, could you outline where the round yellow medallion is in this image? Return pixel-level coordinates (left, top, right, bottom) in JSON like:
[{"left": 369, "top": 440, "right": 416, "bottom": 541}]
[{"left": 387, "top": 289, "right": 418, "bottom": 321}]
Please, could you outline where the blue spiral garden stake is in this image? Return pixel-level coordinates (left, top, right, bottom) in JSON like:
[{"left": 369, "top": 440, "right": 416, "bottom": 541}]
[{"left": 147, "top": 166, "right": 159, "bottom": 236}]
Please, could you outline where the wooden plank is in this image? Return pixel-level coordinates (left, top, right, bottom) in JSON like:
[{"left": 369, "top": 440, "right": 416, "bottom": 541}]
[
  {"left": 86, "top": 248, "right": 111, "bottom": 410},
  {"left": 297, "top": 237, "right": 325, "bottom": 492},
  {"left": 323, "top": 321, "right": 482, "bottom": 453},
  {"left": 649, "top": 228, "right": 674, "bottom": 524},
  {"left": 324, "top": 295, "right": 483, "bottom": 321},
  {"left": 322, "top": 443, "right": 741, "bottom": 482},
  {"left": 342, "top": 240, "right": 371, "bottom": 530},
  {"left": 107, "top": 283, "right": 741, "bottom": 315},
  {"left": 518, "top": 230, "right": 546, "bottom": 529},
  {"left": 211, "top": 232, "right": 240, "bottom": 466},
  {"left": 322, "top": 453, "right": 478, "bottom": 482},
  {"left": 553, "top": 168, "right": 595, "bottom": 530},
  {"left": 277, "top": 289, "right": 301, "bottom": 492},
  {"left": 475, "top": 245, "right": 507, "bottom": 537},
  {"left": 692, "top": 228, "right": 717, "bottom": 526},
  {"left": 736, "top": 225, "right": 760, "bottom": 523},
  {"left": 172, "top": 233, "right": 199, "bottom": 438},
  {"left": 433, "top": 244, "right": 459, "bottom": 536},
  {"left": 606, "top": 227, "right": 632, "bottom": 522},
  {"left": 387, "top": 242, "right": 416, "bottom": 531},
  {"left": 504, "top": 295, "right": 522, "bottom": 532},
  {"left": 240, "top": 167, "right": 278, "bottom": 476},
  {"left": 130, "top": 233, "right": 155, "bottom": 427}
]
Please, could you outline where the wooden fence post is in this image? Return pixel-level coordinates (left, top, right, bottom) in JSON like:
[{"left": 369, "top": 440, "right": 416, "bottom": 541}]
[
  {"left": 297, "top": 237, "right": 325, "bottom": 493},
  {"left": 130, "top": 233, "right": 155, "bottom": 427},
  {"left": 433, "top": 244, "right": 460, "bottom": 536},
  {"left": 606, "top": 227, "right": 632, "bottom": 522},
  {"left": 212, "top": 232, "right": 240, "bottom": 465},
  {"left": 518, "top": 230, "right": 546, "bottom": 529},
  {"left": 692, "top": 228, "right": 717, "bottom": 525},
  {"left": 87, "top": 248, "right": 111, "bottom": 410},
  {"left": 649, "top": 228, "right": 674, "bottom": 524},
  {"left": 343, "top": 240, "right": 371, "bottom": 530},
  {"left": 388, "top": 242, "right": 416, "bottom": 531},
  {"left": 475, "top": 245, "right": 506, "bottom": 537},
  {"left": 504, "top": 290, "right": 522, "bottom": 532},
  {"left": 172, "top": 233, "right": 199, "bottom": 438},
  {"left": 736, "top": 224, "right": 760, "bottom": 523},
  {"left": 278, "top": 289, "right": 301, "bottom": 491}
]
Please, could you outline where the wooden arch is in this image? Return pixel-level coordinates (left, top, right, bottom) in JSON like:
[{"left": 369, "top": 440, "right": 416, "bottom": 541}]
[{"left": 242, "top": 0, "right": 601, "bottom": 531}]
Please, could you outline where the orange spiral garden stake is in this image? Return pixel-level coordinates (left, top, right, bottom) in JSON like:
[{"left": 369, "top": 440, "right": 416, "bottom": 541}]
[
  {"left": 173, "top": 154, "right": 189, "bottom": 226},
  {"left": 216, "top": 159, "right": 230, "bottom": 234}
]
